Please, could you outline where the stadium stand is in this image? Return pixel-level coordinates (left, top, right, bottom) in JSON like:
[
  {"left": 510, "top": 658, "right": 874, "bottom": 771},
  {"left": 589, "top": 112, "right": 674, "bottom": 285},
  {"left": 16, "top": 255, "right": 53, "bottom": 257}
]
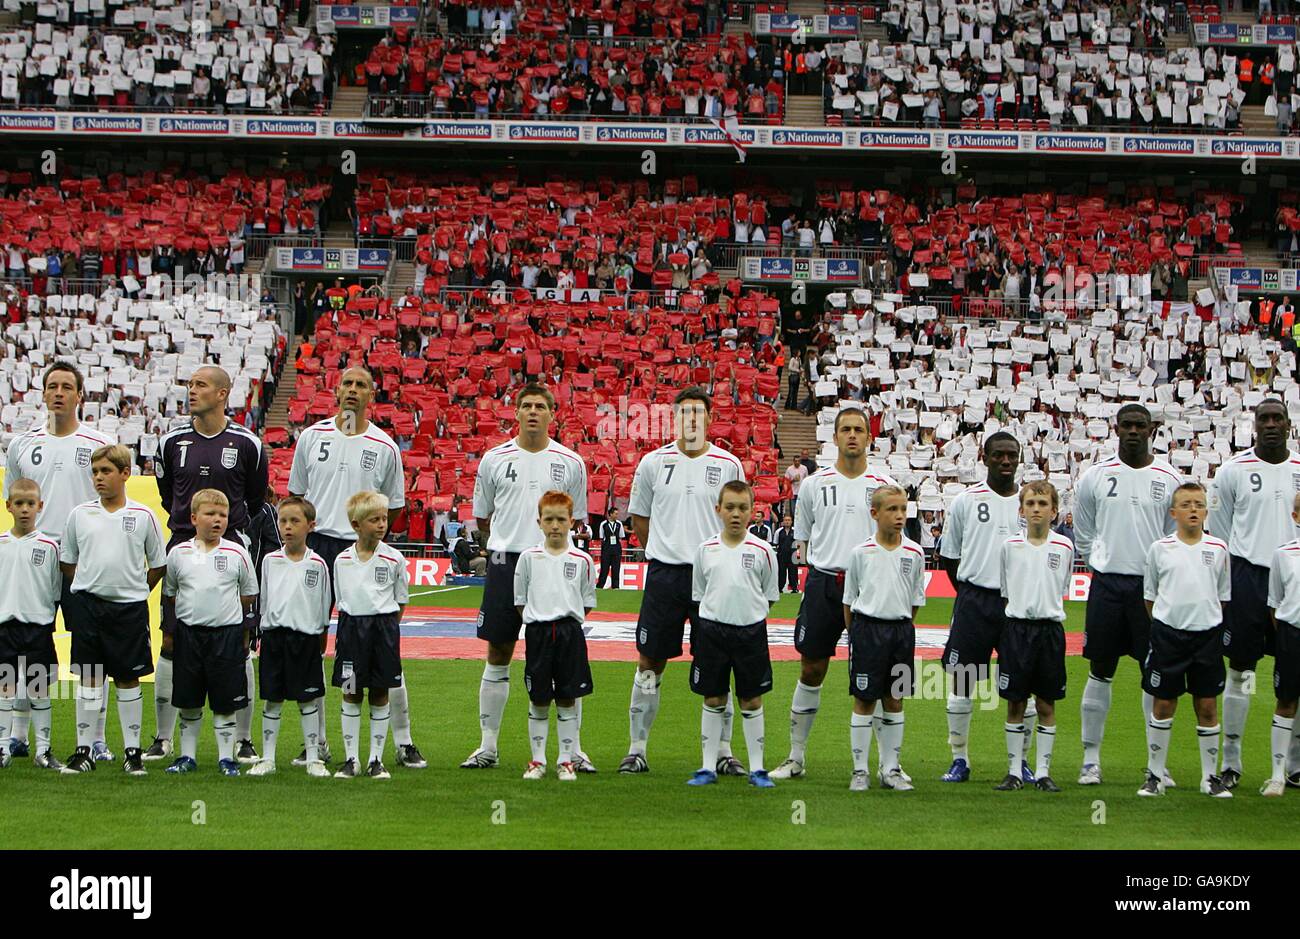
[
  {"left": 436, "top": 0, "right": 712, "bottom": 38},
  {"left": 0, "top": 0, "right": 335, "bottom": 113}
]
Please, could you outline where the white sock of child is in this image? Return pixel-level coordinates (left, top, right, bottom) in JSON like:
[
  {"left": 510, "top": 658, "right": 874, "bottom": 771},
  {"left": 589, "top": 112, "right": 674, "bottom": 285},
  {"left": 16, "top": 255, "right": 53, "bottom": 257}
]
[
  {"left": 117, "top": 685, "right": 143, "bottom": 751},
  {"left": 368, "top": 704, "right": 390, "bottom": 765},
  {"left": 528, "top": 703, "right": 549, "bottom": 765}
]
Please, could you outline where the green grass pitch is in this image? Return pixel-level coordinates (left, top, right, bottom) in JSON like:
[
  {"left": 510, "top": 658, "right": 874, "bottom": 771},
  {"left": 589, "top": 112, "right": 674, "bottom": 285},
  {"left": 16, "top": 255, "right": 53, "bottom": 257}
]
[{"left": 2, "top": 591, "right": 1291, "bottom": 849}]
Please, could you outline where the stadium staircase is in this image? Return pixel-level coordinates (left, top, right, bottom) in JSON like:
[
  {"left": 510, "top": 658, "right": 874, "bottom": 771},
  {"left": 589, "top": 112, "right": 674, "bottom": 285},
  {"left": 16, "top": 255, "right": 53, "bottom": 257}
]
[
  {"left": 1240, "top": 105, "right": 1278, "bottom": 135},
  {"left": 329, "top": 87, "right": 370, "bottom": 118},
  {"left": 265, "top": 337, "right": 302, "bottom": 431},
  {"left": 776, "top": 407, "right": 820, "bottom": 472},
  {"left": 786, "top": 94, "right": 826, "bottom": 126},
  {"left": 389, "top": 260, "right": 418, "bottom": 297}
]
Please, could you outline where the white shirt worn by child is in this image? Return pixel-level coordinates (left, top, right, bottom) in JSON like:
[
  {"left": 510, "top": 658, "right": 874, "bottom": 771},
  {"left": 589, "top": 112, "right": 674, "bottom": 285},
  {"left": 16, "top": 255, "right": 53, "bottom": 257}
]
[
  {"left": 60, "top": 499, "right": 167, "bottom": 603},
  {"left": 334, "top": 543, "right": 409, "bottom": 616},
  {"left": 1267, "top": 538, "right": 1300, "bottom": 627},
  {"left": 0, "top": 529, "right": 62, "bottom": 625},
  {"left": 1143, "top": 535, "right": 1231, "bottom": 631},
  {"left": 1000, "top": 533, "right": 1074, "bottom": 622},
  {"left": 260, "top": 548, "right": 332, "bottom": 634},
  {"left": 843, "top": 536, "right": 927, "bottom": 620},
  {"left": 163, "top": 538, "right": 259, "bottom": 627},
  {"left": 692, "top": 535, "right": 780, "bottom": 626},
  {"left": 513, "top": 545, "right": 596, "bottom": 623}
]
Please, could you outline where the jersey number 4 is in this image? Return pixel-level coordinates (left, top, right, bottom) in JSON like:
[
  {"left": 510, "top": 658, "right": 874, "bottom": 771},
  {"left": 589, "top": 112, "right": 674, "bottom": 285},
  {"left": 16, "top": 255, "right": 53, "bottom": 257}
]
[{"left": 504, "top": 463, "right": 517, "bottom": 482}]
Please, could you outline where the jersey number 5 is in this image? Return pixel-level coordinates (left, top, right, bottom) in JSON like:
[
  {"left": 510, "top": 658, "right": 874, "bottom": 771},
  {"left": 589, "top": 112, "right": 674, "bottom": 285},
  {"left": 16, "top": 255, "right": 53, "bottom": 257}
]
[{"left": 318, "top": 440, "right": 331, "bottom": 462}]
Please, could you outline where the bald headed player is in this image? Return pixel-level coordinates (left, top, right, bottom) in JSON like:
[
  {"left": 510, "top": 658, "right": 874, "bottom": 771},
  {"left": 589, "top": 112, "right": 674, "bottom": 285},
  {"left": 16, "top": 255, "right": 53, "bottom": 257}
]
[
  {"left": 938, "top": 432, "right": 1025, "bottom": 783},
  {"left": 1208, "top": 398, "right": 1300, "bottom": 789},
  {"left": 620, "top": 387, "right": 746, "bottom": 775},
  {"left": 3, "top": 361, "right": 113, "bottom": 764},
  {"left": 289, "top": 367, "right": 424, "bottom": 769},
  {"left": 460, "top": 384, "right": 590, "bottom": 770},
  {"left": 1074, "top": 403, "right": 1179, "bottom": 787},
  {"left": 148, "top": 365, "right": 266, "bottom": 762},
  {"left": 770, "top": 407, "right": 902, "bottom": 781}
]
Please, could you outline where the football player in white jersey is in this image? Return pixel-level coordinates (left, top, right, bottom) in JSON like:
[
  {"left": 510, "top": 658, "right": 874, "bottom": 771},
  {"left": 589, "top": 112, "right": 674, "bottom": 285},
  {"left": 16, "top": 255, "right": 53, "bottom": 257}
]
[
  {"left": 770, "top": 407, "right": 900, "bottom": 780},
  {"left": 3, "top": 361, "right": 114, "bottom": 763},
  {"left": 460, "top": 384, "right": 591, "bottom": 771},
  {"left": 1074, "top": 403, "right": 1180, "bottom": 787},
  {"left": 619, "top": 387, "right": 746, "bottom": 775},
  {"left": 288, "top": 367, "right": 423, "bottom": 769},
  {"left": 938, "top": 432, "right": 1024, "bottom": 783},
  {"left": 1207, "top": 398, "right": 1300, "bottom": 789}
]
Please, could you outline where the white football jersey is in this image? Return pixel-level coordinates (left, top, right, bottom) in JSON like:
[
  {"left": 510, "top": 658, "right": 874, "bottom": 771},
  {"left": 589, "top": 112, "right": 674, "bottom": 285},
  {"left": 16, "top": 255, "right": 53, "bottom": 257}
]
[
  {"left": 260, "top": 549, "right": 332, "bottom": 634},
  {"left": 1072, "top": 456, "right": 1180, "bottom": 575},
  {"left": 1143, "top": 535, "right": 1231, "bottom": 632},
  {"left": 843, "top": 536, "right": 926, "bottom": 621},
  {"left": 1268, "top": 539, "right": 1300, "bottom": 628},
  {"left": 1207, "top": 448, "right": 1300, "bottom": 568},
  {"left": 60, "top": 499, "right": 167, "bottom": 603},
  {"left": 629, "top": 443, "right": 746, "bottom": 565},
  {"left": 472, "top": 438, "right": 588, "bottom": 553},
  {"left": 0, "top": 530, "right": 62, "bottom": 625},
  {"left": 939, "top": 484, "right": 1024, "bottom": 589},
  {"left": 333, "top": 543, "right": 409, "bottom": 616},
  {"left": 163, "top": 538, "right": 258, "bottom": 627},
  {"left": 513, "top": 546, "right": 596, "bottom": 624},
  {"left": 692, "top": 535, "right": 779, "bottom": 626},
  {"left": 288, "top": 419, "right": 406, "bottom": 540},
  {"left": 3, "top": 424, "right": 115, "bottom": 541},
  {"left": 794, "top": 467, "right": 899, "bottom": 572},
  {"left": 1000, "top": 534, "right": 1074, "bottom": 622}
]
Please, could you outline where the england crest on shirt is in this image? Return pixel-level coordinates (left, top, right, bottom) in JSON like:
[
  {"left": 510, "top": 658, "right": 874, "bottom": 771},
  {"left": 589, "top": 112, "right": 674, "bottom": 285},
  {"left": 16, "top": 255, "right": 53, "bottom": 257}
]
[
  {"left": 375, "top": 565, "right": 390, "bottom": 585},
  {"left": 1151, "top": 480, "right": 1166, "bottom": 502},
  {"left": 361, "top": 449, "right": 379, "bottom": 472},
  {"left": 221, "top": 447, "right": 239, "bottom": 469},
  {"left": 1202, "top": 550, "right": 1216, "bottom": 566},
  {"left": 1292, "top": 473, "right": 1300, "bottom": 492},
  {"left": 31, "top": 547, "right": 45, "bottom": 566},
  {"left": 564, "top": 560, "right": 578, "bottom": 580},
  {"left": 900, "top": 555, "right": 914, "bottom": 575},
  {"left": 214, "top": 555, "right": 228, "bottom": 573},
  {"left": 121, "top": 516, "right": 137, "bottom": 534},
  {"left": 304, "top": 569, "right": 320, "bottom": 589},
  {"left": 75, "top": 447, "right": 92, "bottom": 468},
  {"left": 742, "top": 552, "right": 755, "bottom": 570},
  {"left": 1048, "top": 552, "right": 1061, "bottom": 571},
  {"left": 705, "top": 465, "right": 722, "bottom": 487},
  {"left": 550, "top": 462, "right": 566, "bottom": 484}
]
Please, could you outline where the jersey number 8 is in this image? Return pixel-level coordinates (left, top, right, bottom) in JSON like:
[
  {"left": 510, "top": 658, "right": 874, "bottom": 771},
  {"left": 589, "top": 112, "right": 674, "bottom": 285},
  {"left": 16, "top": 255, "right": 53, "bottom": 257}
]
[{"left": 977, "top": 502, "right": 990, "bottom": 523}]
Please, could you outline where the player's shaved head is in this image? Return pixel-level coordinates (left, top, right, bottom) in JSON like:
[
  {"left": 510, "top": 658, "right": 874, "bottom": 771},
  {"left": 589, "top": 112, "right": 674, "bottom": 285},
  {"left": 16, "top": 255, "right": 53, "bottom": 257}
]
[
  {"left": 6, "top": 477, "right": 40, "bottom": 499},
  {"left": 1255, "top": 397, "right": 1290, "bottom": 455},
  {"left": 1116, "top": 403, "right": 1151, "bottom": 424},
  {"left": 339, "top": 366, "right": 375, "bottom": 390},
  {"left": 194, "top": 365, "right": 232, "bottom": 391}
]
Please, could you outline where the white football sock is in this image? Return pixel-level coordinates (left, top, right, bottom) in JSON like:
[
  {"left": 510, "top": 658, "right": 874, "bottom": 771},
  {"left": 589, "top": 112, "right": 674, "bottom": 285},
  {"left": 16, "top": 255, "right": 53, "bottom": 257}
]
[
  {"left": 1005, "top": 722, "right": 1025, "bottom": 776},
  {"left": 262, "top": 701, "right": 282, "bottom": 764},
  {"left": 368, "top": 704, "right": 390, "bottom": 765},
  {"left": 528, "top": 703, "right": 549, "bottom": 765},
  {"left": 10, "top": 695, "right": 30, "bottom": 744},
  {"left": 1080, "top": 675, "right": 1112, "bottom": 766},
  {"left": 1022, "top": 699, "right": 1037, "bottom": 766},
  {"left": 557, "top": 705, "right": 577, "bottom": 765},
  {"left": 300, "top": 701, "right": 319, "bottom": 763},
  {"left": 628, "top": 669, "right": 661, "bottom": 756},
  {"left": 1271, "top": 715, "right": 1294, "bottom": 783},
  {"left": 850, "top": 711, "right": 873, "bottom": 774},
  {"left": 878, "top": 711, "right": 904, "bottom": 774},
  {"left": 154, "top": 655, "right": 178, "bottom": 744},
  {"left": 234, "top": 655, "right": 255, "bottom": 743},
  {"left": 29, "top": 698, "right": 51, "bottom": 755},
  {"left": 717, "top": 692, "right": 735, "bottom": 758},
  {"left": 946, "top": 694, "right": 973, "bottom": 761},
  {"left": 1035, "top": 722, "right": 1056, "bottom": 779},
  {"left": 314, "top": 695, "right": 329, "bottom": 749},
  {"left": 571, "top": 697, "right": 584, "bottom": 756},
  {"left": 116, "top": 685, "right": 143, "bottom": 750},
  {"left": 740, "top": 706, "right": 765, "bottom": 773},
  {"left": 1221, "top": 669, "right": 1250, "bottom": 773},
  {"left": 479, "top": 663, "right": 510, "bottom": 753},
  {"left": 701, "top": 703, "right": 725, "bottom": 772},
  {"left": 94, "top": 683, "right": 109, "bottom": 743},
  {"left": 1197, "top": 723, "right": 1221, "bottom": 783},
  {"left": 214, "top": 713, "right": 236, "bottom": 762},
  {"left": 1141, "top": 690, "right": 1154, "bottom": 724},
  {"left": 788, "top": 681, "right": 822, "bottom": 764},
  {"left": 1146, "top": 716, "right": 1173, "bottom": 780},
  {"left": 341, "top": 701, "right": 362, "bottom": 763},
  {"left": 180, "top": 709, "right": 202, "bottom": 760},
  {"left": 0, "top": 696, "right": 13, "bottom": 750},
  {"left": 390, "top": 674, "right": 412, "bottom": 747},
  {"left": 76, "top": 684, "right": 102, "bottom": 749}
]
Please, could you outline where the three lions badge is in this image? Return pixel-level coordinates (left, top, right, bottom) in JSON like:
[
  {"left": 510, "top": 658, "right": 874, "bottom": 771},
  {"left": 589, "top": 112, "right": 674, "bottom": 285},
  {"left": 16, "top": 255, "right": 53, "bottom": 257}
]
[
  {"left": 361, "top": 449, "right": 379, "bottom": 472},
  {"left": 304, "top": 569, "right": 321, "bottom": 589}
]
